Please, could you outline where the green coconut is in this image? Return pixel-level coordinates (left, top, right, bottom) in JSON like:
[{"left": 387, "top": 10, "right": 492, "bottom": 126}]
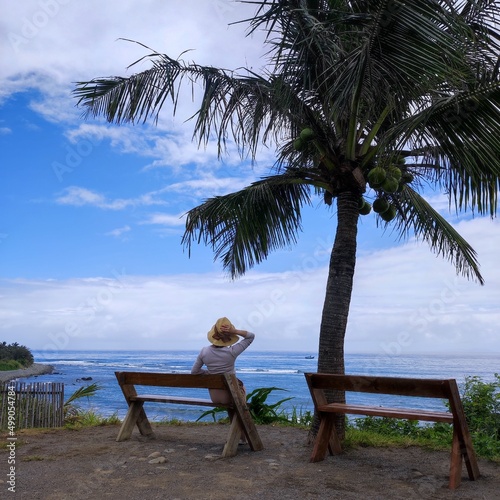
[
  {"left": 358, "top": 197, "right": 366, "bottom": 209},
  {"left": 293, "top": 138, "right": 306, "bottom": 151},
  {"left": 381, "top": 176, "right": 399, "bottom": 193},
  {"left": 401, "top": 171, "right": 414, "bottom": 184},
  {"left": 367, "top": 167, "right": 387, "bottom": 188},
  {"left": 359, "top": 201, "right": 372, "bottom": 215},
  {"left": 372, "top": 197, "right": 390, "bottom": 214},
  {"left": 379, "top": 204, "right": 397, "bottom": 221},
  {"left": 300, "top": 127, "right": 315, "bottom": 141},
  {"left": 387, "top": 165, "right": 402, "bottom": 181}
]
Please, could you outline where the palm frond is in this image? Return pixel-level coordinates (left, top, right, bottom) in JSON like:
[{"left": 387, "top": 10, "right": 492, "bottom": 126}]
[
  {"left": 388, "top": 82, "right": 500, "bottom": 216},
  {"left": 64, "top": 383, "right": 101, "bottom": 407},
  {"left": 182, "top": 173, "right": 312, "bottom": 277},
  {"left": 392, "top": 187, "right": 484, "bottom": 284},
  {"left": 74, "top": 1, "right": 500, "bottom": 287}
]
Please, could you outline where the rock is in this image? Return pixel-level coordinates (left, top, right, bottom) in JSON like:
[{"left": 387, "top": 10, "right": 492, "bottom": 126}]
[
  {"left": 147, "top": 451, "right": 162, "bottom": 458},
  {"left": 148, "top": 457, "right": 167, "bottom": 464}
]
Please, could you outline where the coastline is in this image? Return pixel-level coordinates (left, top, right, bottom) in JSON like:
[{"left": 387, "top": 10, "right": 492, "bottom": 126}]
[{"left": 0, "top": 362, "right": 54, "bottom": 383}]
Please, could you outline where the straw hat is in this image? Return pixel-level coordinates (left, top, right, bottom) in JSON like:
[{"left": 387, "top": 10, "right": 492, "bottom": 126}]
[{"left": 207, "top": 317, "right": 238, "bottom": 347}]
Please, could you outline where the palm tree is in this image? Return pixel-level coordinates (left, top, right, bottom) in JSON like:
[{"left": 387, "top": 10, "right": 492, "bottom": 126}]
[{"left": 74, "top": 0, "right": 500, "bottom": 438}]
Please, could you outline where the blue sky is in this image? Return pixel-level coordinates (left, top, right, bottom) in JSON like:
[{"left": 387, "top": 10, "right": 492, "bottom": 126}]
[{"left": 1, "top": 0, "right": 499, "bottom": 356}]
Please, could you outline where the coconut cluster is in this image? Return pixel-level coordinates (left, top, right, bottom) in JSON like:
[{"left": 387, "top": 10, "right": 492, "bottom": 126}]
[
  {"left": 358, "top": 159, "right": 414, "bottom": 221},
  {"left": 293, "top": 130, "right": 411, "bottom": 224},
  {"left": 293, "top": 127, "right": 315, "bottom": 152}
]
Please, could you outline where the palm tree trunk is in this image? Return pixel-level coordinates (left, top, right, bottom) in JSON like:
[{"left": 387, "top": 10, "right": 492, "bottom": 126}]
[{"left": 311, "top": 190, "right": 360, "bottom": 441}]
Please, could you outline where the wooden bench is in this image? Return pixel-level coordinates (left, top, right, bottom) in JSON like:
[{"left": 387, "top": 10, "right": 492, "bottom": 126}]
[
  {"left": 115, "top": 371, "right": 263, "bottom": 457},
  {"left": 305, "top": 373, "right": 480, "bottom": 489}
]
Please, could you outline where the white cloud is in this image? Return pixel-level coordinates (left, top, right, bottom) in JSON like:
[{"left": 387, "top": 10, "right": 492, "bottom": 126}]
[
  {"left": 0, "top": 127, "right": 11, "bottom": 134},
  {"left": 2, "top": 1, "right": 499, "bottom": 359},
  {"left": 164, "top": 173, "right": 257, "bottom": 197},
  {"left": 1, "top": 0, "right": 268, "bottom": 174},
  {"left": 1, "top": 217, "right": 498, "bottom": 354},
  {"left": 1, "top": 1, "right": 265, "bottom": 113},
  {"left": 142, "top": 212, "right": 186, "bottom": 227},
  {"left": 105, "top": 225, "right": 131, "bottom": 238},
  {"left": 55, "top": 186, "right": 167, "bottom": 210}
]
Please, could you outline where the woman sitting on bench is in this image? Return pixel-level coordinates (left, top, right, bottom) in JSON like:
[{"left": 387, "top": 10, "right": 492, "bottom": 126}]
[{"left": 191, "top": 317, "right": 254, "bottom": 406}]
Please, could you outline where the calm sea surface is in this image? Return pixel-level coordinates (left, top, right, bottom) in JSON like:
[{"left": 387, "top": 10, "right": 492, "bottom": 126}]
[{"left": 21, "top": 350, "right": 499, "bottom": 422}]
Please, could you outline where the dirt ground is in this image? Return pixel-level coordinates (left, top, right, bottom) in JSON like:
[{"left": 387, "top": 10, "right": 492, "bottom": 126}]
[{"left": 1, "top": 424, "right": 499, "bottom": 500}]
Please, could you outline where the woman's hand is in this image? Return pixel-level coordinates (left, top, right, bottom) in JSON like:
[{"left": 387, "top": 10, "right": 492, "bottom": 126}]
[
  {"left": 219, "top": 324, "right": 237, "bottom": 335},
  {"left": 220, "top": 324, "right": 247, "bottom": 337}
]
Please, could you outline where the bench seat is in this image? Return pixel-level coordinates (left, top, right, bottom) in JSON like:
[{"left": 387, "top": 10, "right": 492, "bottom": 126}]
[
  {"left": 132, "top": 394, "right": 232, "bottom": 407},
  {"left": 318, "top": 403, "right": 454, "bottom": 423}
]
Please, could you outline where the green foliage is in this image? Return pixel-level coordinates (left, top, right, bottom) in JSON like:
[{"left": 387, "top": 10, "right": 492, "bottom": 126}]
[
  {"left": 348, "top": 375, "right": 500, "bottom": 461},
  {"left": 0, "top": 342, "right": 34, "bottom": 369},
  {"left": 64, "top": 383, "right": 103, "bottom": 425},
  {"left": 196, "top": 386, "right": 293, "bottom": 424},
  {"left": 246, "top": 387, "right": 294, "bottom": 424},
  {"left": 457, "top": 374, "right": 500, "bottom": 459},
  {"left": 459, "top": 374, "right": 500, "bottom": 437},
  {"left": 353, "top": 415, "right": 422, "bottom": 437},
  {"left": 65, "top": 410, "right": 120, "bottom": 428},
  {"left": 0, "top": 360, "right": 23, "bottom": 371},
  {"left": 287, "top": 406, "right": 314, "bottom": 427}
]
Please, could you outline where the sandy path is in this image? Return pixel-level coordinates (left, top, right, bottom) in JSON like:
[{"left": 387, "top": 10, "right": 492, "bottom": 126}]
[{"left": 0, "top": 364, "right": 54, "bottom": 384}]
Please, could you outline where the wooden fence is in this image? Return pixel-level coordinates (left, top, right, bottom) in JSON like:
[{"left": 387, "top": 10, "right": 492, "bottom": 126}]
[{"left": 0, "top": 382, "right": 64, "bottom": 429}]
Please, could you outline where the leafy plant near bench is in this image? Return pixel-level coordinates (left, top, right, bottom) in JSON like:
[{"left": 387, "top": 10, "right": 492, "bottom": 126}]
[
  {"left": 64, "top": 383, "right": 101, "bottom": 424},
  {"left": 247, "top": 387, "right": 294, "bottom": 424},
  {"left": 196, "top": 386, "right": 293, "bottom": 424}
]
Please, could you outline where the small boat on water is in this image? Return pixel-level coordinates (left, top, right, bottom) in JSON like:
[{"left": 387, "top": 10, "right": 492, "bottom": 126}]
[{"left": 305, "top": 355, "right": 315, "bottom": 359}]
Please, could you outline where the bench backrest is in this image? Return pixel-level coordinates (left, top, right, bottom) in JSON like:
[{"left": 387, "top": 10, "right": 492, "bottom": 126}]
[
  {"left": 305, "top": 373, "right": 456, "bottom": 399},
  {"left": 115, "top": 371, "right": 231, "bottom": 390}
]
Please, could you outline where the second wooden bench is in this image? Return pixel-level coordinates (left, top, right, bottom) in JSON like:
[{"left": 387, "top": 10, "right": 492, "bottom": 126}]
[{"left": 305, "top": 373, "right": 480, "bottom": 489}]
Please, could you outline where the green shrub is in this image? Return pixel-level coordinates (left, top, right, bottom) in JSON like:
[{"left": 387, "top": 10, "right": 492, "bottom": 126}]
[
  {"left": 457, "top": 374, "right": 500, "bottom": 459},
  {"left": 0, "top": 359, "right": 23, "bottom": 371},
  {"left": 348, "top": 374, "right": 500, "bottom": 461},
  {"left": 459, "top": 374, "right": 500, "bottom": 438},
  {"left": 0, "top": 342, "right": 34, "bottom": 368}
]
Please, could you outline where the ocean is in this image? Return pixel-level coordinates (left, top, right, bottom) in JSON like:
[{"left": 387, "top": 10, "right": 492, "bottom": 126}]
[{"left": 20, "top": 350, "right": 499, "bottom": 423}]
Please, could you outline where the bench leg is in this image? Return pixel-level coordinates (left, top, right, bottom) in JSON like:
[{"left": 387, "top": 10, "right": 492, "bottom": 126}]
[
  {"left": 310, "top": 415, "right": 337, "bottom": 462},
  {"left": 222, "top": 413, "right": 242, "bottom": 458},
  {"left": 223, "top": 374, "right": 264, "bottom": 453},
  {"left": 456, "top": 424, "right": 480, "bottom": 482},
  {"left": 449, "top": 426, "right": 462, "bottom": 489},
  {"left": 117, "top": 402, "right": 154, "bottom": 442}
]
